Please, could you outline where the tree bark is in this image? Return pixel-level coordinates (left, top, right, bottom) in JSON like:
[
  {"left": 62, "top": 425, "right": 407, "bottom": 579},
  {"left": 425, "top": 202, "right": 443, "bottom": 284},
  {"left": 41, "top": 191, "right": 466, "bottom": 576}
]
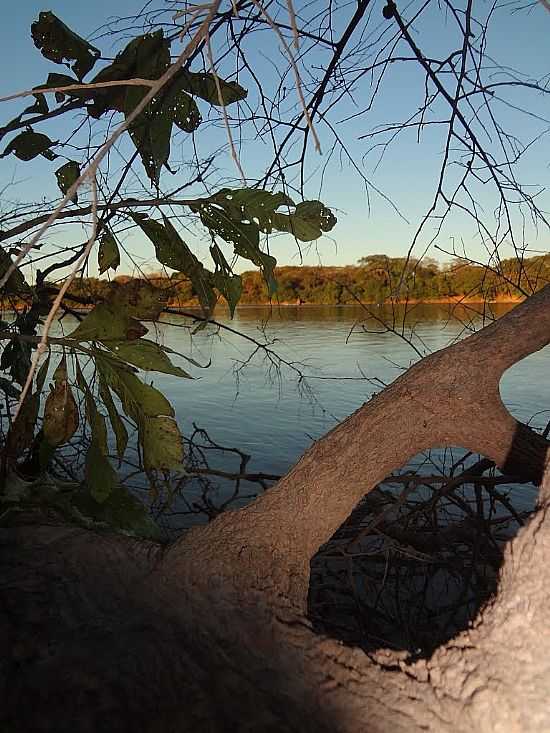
[{"left": 2, "top": 286, "right": 549, "bottom": 732}]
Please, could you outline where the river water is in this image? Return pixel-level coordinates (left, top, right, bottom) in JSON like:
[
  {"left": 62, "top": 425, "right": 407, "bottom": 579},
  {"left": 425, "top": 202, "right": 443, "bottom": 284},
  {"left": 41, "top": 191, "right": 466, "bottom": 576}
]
[
  {"left": 149, "top": 304, "right": 547, "bottom": 468},
  {"left": 112, "top": 302, "right": 548, "bottom": 527}
]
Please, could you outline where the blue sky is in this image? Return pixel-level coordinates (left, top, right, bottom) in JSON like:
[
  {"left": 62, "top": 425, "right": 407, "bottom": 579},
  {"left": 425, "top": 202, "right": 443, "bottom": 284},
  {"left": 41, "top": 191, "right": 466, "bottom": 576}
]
[{"left": 1, "top": 1, "right": 549, "bottom": 276}]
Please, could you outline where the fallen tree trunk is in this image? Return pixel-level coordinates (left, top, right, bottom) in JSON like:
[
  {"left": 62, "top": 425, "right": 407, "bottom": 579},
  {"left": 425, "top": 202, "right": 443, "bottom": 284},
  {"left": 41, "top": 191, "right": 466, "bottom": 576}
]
[{"left": 2, "top": 286, "right": 550, "bottom": 732}]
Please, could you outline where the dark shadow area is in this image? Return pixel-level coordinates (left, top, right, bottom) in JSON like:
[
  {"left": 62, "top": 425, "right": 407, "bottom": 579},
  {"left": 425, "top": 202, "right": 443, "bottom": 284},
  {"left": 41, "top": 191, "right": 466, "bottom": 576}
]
[{"left": 308, "top": 445, "right": 540, "bottom": 659}]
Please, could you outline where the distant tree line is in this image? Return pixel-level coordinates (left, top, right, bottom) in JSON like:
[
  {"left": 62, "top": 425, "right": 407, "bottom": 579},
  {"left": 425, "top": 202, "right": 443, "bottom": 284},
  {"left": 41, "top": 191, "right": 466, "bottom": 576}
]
[{"left": 18, "top": 254, "right": 549, "bottom": 312}]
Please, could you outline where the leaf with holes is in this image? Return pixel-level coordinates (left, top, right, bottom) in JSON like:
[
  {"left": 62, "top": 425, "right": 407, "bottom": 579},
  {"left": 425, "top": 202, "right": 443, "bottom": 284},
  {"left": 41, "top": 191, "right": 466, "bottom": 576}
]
[
  {"left": 176, "top": 70, "right": 247, "bottom": 106},
  {"left": 87, "top": 31, "right": 168, "bottom": 118},
  {"left": 55, "top": 160, "right": 80, "bottom": 203},
  {"left": 31, "top": 11, "right": 101, "bottom": 80},
  {"left": 197, "top": 204, "right": 277, "bottom": 295},
  {"left": 106, "top": 339, "right": 193, "bottom": 378},
  {"left": 169, "top": 89, "right": 201, "bottom": 132},
  {"left": 43, "top": 357, "right": 79, "bottom": 446},
  {"left": 1, "top": 130, "right": 56, "bottom": 161},
  {"left": 271, "top": 200, "right": 338, "bottom": 242},
  {"left": 98, "top": 230, "right": 120, "bottom": 274}
]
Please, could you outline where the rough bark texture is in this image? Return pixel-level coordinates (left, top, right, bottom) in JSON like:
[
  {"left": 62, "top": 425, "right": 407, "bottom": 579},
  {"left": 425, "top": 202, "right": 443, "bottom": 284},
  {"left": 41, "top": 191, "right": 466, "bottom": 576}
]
[{"left": 2, "top": 286, "right": 550, "bottom": 732}]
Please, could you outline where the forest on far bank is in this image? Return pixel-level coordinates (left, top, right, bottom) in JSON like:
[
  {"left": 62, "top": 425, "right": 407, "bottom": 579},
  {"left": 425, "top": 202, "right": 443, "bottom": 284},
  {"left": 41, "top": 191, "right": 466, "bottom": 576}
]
[{"left": 57, "top": 253, "right": 550, "bottom": 309}]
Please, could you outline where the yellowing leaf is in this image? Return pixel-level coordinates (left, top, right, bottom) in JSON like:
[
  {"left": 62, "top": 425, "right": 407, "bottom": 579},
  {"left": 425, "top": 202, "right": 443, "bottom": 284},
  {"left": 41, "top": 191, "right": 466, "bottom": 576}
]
[
  {"left": 43, "top": 357, "right": 79, "bottom": 446},
  {"left": 141, "top": 415, "right": 183, "bottom": 471}
]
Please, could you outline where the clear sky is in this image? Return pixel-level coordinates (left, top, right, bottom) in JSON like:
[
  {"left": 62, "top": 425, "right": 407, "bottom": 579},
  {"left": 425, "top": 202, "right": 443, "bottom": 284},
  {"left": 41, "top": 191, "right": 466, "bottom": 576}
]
[{"left": 1, "top": 1, "right": 549, "bottom": 276}]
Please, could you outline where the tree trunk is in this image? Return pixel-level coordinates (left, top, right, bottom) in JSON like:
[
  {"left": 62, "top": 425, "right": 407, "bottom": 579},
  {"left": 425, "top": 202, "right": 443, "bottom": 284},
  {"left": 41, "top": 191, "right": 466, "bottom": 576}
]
[{"left": 2, "top": 287, "right": 550, "bottom": 732}]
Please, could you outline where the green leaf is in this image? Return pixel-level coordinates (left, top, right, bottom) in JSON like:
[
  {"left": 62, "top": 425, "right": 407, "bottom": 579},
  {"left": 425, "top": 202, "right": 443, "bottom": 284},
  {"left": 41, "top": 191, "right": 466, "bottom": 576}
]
[
  {"left": 210, "top": 243, "right": 242, "bottom": 317},
  {"left": 0, "top": 377, "right": 21, "bottom": 400},
  {"left": 169, "top": 89, "right": 201, "bottom": 133},
  {"left": 110, "top": 279, "right": 169, "bottom": 320},
  {"left": 133, "top": 213, "right": 217, "bottom": 315},
  {"left": 1, "top": 130, "right": 56, "bottom": 161},
  {"left": 2, "top": 94, "right": 49, "bottom": 135},
  {"left": 87, "top": 31, "right": 169, "bottom": 118},
  {"left": 0, "top": 339, "right": 32, "bottom": 386},
  {"left": 31, "top": 11, "right": 101, "bottom": 80},
  {"left": 68, "top": 303, "right": 148, "bottom": 343},
  {"left": 8, "top": 393, "right": 40, "bottom": 456},
  {"left": 121, "top": 32, "right": 172, "bottom": 183},
  {"left": 0, "top": 245, "right": 30, "bottom": 295},
  {"left": 176, "top": 70, "right": 247, "bottom": 106},
  {"left": 70, "top": 483, "right": 160, "bottom": 538},
  {"left": 141, "top": 415, "right": 183, "bottom": 471},
  {"left": 106, "top": 339, "right": 193, "bottom": 378},
  {"left": 86, "top": 425, "right": 118, "bottom": 503},
  {"left": 98, "top": 375, "right": 128, "bottom": 460},
  {"left": 128, "top": 108, "right": 172, "bottom": 185},
  {"left": 96, "top": 355, "right": 173, "bottom": 422},
  {"left": 197, "top": 204, "right": 277, "bottom": 295},
  {"left": 43, "top": 356, "right": 79, "bottom": 446},
  {"left": 55, "top": 160, "right": 81, "bottom": 202},
  {"left": 98, "top": 230, "right": 120, "bottom": 274},
  {"left": 35, "top": 353, "right": 51, "bottom": 393},
  {"left": 271, "top": 200, "right": 338, "bottom": 241},
  {"left": 41, "top": 72, "right": 92, "bottom": 103}
]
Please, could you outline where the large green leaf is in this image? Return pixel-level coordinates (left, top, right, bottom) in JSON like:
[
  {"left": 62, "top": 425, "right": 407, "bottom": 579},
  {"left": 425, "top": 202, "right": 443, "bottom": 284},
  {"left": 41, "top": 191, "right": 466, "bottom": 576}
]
[
  {"left": 96, "top": 355, "right": 173, "bottom": 422},
  {"left": 31, "top": 11, "right": 101, "bottom": 80},
  {"left": 105, "top": 339, "right": 192, "bottom": 378},
  {"left": 175, "top": 70, "right": 247, "bottom": 106},
  {"left": 98, "top": 230, "right": 120, "bottom": 274},
  {"left": 43, "top": 357, "right": 79, "bottom": 446},
  {"left": 87, "top": 31, "right": 168, "bottom": 117},
  {"left": 141, "top": 416, "right": 183, "bottom": 471},
  {"left": 1, "top": 130, "right": 56, "bottom": 161},
  {"left": 122, "top": 32, "right": 171, "bottom": 184},
  {"left": 133, "top": 213, "right": 217, "bottom": 314},
  {"left": 68, "top": 303, "right": 147, "bottom": 343},
  {"left": 55, "top": 160, "right": 80, "bottom": 202}
]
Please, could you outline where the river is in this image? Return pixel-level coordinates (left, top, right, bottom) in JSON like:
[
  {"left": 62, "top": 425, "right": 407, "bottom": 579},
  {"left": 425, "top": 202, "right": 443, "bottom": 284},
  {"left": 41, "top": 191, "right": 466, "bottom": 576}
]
[{"left": 125, "top": 302, "right": 550, "bottom": 527}]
